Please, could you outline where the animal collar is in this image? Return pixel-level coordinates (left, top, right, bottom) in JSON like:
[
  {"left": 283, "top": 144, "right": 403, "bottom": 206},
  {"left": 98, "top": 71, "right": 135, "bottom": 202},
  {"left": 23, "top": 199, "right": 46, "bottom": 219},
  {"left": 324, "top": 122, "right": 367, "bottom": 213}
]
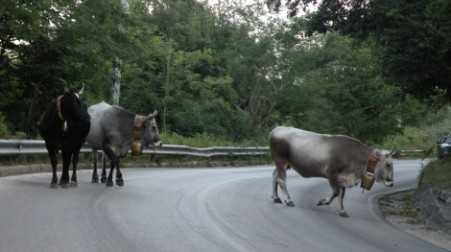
[
  {"left": 367, "top": 154, "right": 380, "bottom": 174},
  {"left": 133, "top": 116, "right": 145, "bottom": 141},
  {"left": 56, "top": 93, "right": 80, "bottom": 121},
  {"left": 56, "top": 95, "right": 64, "bottom": 120}
]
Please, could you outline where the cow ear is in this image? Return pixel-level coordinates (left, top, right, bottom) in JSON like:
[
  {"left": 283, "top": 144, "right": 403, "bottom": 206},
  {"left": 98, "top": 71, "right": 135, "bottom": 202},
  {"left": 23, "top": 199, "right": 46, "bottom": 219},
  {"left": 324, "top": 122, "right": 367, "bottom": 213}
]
[
  {"left": 388, "top": 149, "right": 400, "bottom": 158},
  {"left": 373, "top": 150, "right": 382, "bottom": 158}
]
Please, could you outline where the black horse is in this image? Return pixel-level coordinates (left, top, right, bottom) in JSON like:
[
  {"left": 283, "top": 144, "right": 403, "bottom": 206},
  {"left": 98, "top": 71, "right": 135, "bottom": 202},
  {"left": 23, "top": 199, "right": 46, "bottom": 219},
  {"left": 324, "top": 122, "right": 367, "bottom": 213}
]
[{"left": 38, "top": 88, "right": 90, "bottom": 188}]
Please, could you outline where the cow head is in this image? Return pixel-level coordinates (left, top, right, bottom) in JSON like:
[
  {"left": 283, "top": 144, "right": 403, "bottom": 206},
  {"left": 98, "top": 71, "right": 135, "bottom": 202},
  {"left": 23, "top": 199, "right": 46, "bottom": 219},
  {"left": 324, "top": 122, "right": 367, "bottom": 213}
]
[
  {"left": 132, "top": 111, "right": 162, "bottom": 155},
  {"left": 373, "top": 150, "right": 394, "bottom": 187},
  {"left": 142, "top": 110, "right": 162, "bottom": 148}
]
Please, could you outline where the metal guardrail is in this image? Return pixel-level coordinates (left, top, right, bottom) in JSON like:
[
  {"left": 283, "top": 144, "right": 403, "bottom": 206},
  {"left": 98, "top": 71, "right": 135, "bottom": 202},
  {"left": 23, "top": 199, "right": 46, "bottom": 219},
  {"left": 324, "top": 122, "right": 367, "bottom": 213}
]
[
  {"left": 397, "top": 149, "right": 425, "bottom": 156},
  {"left": 0, "top": 139, "right": 270, "bottom": 158},
  {"left": 0, "top": 139, "right": 426, "bottom": 158}
]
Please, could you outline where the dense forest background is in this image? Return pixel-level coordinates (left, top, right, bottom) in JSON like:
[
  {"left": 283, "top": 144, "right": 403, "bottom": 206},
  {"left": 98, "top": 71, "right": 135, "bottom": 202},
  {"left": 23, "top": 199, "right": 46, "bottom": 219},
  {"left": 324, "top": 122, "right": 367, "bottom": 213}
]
[{"left": 1, "top": 0, "right": 450, "bottom": 148}]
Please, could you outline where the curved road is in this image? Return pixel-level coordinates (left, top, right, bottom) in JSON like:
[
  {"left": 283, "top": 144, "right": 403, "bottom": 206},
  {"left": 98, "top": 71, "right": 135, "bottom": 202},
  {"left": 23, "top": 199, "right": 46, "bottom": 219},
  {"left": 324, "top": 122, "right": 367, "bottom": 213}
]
[{"left": 0, "top": 160, "right": 446, "bottom": 252}]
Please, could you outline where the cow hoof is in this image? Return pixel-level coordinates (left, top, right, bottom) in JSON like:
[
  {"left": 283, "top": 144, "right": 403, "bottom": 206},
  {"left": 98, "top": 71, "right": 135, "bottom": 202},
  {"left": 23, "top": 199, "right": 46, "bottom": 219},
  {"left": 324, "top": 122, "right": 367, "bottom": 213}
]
[
  {"left": 101, "top": 177, "right": 107, "bottom": 184},
  {"left": 286, "top": 201, "right": 295, "bottom": 207},
  {"left": 317, "top": 199, "right": 327, "bottom": 206},
  {"left": 60, "top": 183, "right": 70, "bottom": 189},
  {"left": 339, "top": 211, "right": 349, "bottom": 218},
  {"left": 92, "top": 177, "right": 99, "bottom": 183},
  {"left": 116, "top": 179, "right": 124, "bottom": 187},
  {"left": 273, "top": 197, "right": 282, "bottom": 204},
  {"left": 106, "top": 180, "right": 114, "bottom": 187}
]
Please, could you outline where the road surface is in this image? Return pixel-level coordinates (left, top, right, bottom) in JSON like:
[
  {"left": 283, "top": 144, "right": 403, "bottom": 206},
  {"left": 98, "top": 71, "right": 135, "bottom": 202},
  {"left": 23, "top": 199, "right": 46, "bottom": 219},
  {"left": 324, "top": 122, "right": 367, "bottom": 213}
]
[{"left": 0, "top": 160, "right": 446, "bottom": 252}]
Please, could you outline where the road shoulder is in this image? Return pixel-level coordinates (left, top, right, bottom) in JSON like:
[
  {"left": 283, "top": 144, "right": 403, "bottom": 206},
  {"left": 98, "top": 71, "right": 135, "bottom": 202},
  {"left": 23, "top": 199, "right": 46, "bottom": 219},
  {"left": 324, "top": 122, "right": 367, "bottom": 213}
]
[{"left": 378, "top": 189, "right": 451, "bottom": 251}]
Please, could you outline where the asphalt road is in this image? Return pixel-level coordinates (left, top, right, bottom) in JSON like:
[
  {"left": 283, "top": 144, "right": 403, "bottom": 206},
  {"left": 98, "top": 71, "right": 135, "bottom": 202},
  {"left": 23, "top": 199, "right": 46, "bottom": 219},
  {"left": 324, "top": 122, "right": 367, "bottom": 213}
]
[{"left": 0, "top": 160, "right": 447, "bottom": 252}]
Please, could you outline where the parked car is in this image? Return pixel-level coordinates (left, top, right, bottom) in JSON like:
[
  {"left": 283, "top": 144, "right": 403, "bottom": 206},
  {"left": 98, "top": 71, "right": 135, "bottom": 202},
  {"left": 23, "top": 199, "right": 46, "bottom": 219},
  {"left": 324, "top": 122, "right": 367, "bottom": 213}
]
[{"left": 437, "top": 136, "right": 451, "bottom": 159}]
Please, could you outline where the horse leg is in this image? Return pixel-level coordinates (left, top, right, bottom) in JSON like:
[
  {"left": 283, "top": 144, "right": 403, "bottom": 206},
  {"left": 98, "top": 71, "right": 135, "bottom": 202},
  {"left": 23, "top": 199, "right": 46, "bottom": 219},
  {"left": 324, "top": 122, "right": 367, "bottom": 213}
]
[
  {"left": 275, "top": 160, "right": 294, "bottom": 207},
  {"left": 100, "top": 152, "right": 107, "bottom": 183},
  {"left": 91, "top": 150, "right": 99, "bottom": 183},
  {"left": 272, "top": 168, "right": 282, "bottom": 203},
  {"left": 115, "top": 158, "right": 124, "bottom": 187},
  {"left": 338, "top": 187, "right": 349, "bottom": 217},
  {"left": 103, "top": 147, "right": 116, "bottom": 187},
  {"left": 46, "top": 142, "right": 58, "bottom": 188}
]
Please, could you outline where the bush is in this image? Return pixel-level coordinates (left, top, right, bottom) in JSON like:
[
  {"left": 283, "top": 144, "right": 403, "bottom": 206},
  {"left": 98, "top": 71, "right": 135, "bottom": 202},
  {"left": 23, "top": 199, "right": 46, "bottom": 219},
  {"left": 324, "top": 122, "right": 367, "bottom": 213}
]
[
  {"left": 380, "top": 127, "right": 434, "bottom": 151},
  {"left": 0, "top": 113, "right": 9, "bottom": 138},
  {"left": 419, "top": 158, "right": 451, "bottom": 189},
  {"left": 160, "top": 131, "right": 266, "bottom": 147}
]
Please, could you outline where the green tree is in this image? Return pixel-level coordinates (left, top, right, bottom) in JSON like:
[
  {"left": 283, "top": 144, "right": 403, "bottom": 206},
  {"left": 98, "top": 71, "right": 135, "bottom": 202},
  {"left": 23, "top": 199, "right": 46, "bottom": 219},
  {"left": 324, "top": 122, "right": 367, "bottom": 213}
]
[
  {"left": 267, "top": 0, "right": 451, "bottom": 103},
  {"left": 276, "top": 33, "right": 404, "bottom": 142}
]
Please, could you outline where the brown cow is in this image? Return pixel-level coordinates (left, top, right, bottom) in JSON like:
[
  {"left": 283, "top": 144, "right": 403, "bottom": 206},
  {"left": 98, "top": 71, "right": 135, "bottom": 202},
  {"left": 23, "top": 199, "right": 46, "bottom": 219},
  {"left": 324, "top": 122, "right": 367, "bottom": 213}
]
[{"left": 270, "top": 126, "right": 394, "bottom": 217}]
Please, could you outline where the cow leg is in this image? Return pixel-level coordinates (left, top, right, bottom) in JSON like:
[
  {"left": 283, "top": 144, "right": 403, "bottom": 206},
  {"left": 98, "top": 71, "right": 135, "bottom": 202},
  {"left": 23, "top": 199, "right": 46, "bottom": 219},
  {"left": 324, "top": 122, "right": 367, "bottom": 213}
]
[
  {"left": 46, "top": 142, "right": 58, "bottom": 188},
  {"left": 338, "top": 187, "right": 349, "bottom": 217},
  {"left": 103, "top": 147, "right": 116, "bottom": 187},
  {"left": 91, "top": 150, "right": 99, "bottom": 183},
  {"left": 100, "top": 152, "right": 107, "bottom": 183},
  {"left": 60, "top": 144, "right": 71, "bottom": 188},
  {"left": 271, "top": 168, "right": 282, "bottom": 203},
  {"left": 317, "top": 186, "right": 339, "bottom": 206},
  {"left": 105, "top": 159, "right": 115, "bottom": 187},
  {"left": 70, "top": 143, "right": 82, "bottom": 187},
  {"left": 275, "top": 160, "right": 294, "bottom": 207},
  {"left": 115, "top": 159, "right": 124, "bottom": 187}
]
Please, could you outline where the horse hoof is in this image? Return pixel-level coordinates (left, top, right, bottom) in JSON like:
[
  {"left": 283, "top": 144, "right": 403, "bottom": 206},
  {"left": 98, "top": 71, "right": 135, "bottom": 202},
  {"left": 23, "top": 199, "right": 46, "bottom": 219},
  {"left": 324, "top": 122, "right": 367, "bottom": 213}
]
[
  {"left": 116, "top": 180, "right": 124, "bottom": 187},
  {"left": 101, "top": 177, "right": 107, "bottom": 183},
  {"left": 273, "top": 197, "right": 282, "bottom": 204},
  {"left": 70, "top": 181, "right": 78, "bottom": 187},
  {"left": 106, "top": 180, "right": 114, "bottom": 187},
  {"left": 92, "top": 177, "right": 99, "bottom": 183},
  {"left": 50, "top": 183, "right": 58, "bottom": 189},
  {"left": 286, "top": 201, "right": 295, "bottom": 207},
  {"left": 339, "top": 211, "right": 349, "bottom": 218}
]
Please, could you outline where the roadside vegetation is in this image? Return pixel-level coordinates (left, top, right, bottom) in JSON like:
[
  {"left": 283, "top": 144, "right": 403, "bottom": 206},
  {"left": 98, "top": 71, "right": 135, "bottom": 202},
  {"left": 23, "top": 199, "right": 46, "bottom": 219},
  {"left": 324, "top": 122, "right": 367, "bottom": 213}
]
[
  {"left": 419, "top": 158, "right": 451, "bottom": 189},
  {"left": 1, "top": 0, "right": 450, "bottom": 150},
  {"left": 160, "top": 132, "right": 267, "bottom": 147}
]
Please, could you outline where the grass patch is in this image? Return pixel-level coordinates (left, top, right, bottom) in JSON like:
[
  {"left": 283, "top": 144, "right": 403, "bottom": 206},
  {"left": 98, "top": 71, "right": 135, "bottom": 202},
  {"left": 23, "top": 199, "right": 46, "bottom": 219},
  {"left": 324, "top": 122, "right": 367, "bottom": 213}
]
[
  {"left": 419, "top": 158, "right": 451, "bottom": 189},
  {"left": 380, "top": 127, "right": 434, "bottom": 154},
  {"left": 379, "top": 190, "right": 420, "bottom": 222}
]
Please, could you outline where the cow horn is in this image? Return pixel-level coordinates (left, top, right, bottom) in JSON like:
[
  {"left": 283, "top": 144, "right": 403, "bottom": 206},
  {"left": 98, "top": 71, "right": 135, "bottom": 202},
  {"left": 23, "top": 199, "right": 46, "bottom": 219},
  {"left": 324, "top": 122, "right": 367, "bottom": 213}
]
[
  {"left": 147, "top": 110, "right": 158, "bottom": 119},
  {"left": 78, "top": 83, "right": 85, "bottom": 95}
]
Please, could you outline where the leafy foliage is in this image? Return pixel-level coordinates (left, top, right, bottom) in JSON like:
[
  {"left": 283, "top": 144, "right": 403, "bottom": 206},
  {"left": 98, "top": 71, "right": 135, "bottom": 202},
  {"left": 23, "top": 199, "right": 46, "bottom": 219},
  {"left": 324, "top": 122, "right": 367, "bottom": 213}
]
[
  {"left": 0, "top": 0, "right": 429, "bottom": 145},
  {"left": 0, "top": 113, "right": 9, "bottom": 137},
  {"left": 268, "top": 0, "right": 451, "bottom": 103},
  {"left": 420, "top": 158, "right": 451, "bottom": 189},
  {"left": 276, "top": 33, "right": 404, "bottom": 142}
]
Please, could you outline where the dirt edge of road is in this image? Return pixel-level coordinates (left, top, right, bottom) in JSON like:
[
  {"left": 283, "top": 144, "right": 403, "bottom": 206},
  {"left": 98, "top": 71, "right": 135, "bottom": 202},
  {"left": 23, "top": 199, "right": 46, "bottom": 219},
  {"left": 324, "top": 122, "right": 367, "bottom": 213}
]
[
  {"left": 378, "top": 190, "right": 451, "bottom": 251},
  {"left": 0, "top": 158, "right": 271, "bottom": 177}
]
